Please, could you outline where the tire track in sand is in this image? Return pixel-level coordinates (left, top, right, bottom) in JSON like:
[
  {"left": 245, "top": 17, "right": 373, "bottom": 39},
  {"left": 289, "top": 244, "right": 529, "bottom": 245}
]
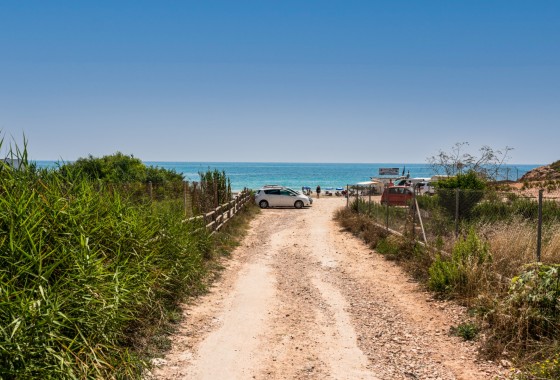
[{"left": 151, "top": 198, "right": 506, "bottom": 379}]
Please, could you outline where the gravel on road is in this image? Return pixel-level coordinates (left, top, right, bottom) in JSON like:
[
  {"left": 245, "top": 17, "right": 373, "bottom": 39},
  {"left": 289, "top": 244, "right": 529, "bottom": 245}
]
[{"left": 150, "top": 197, "right": 507, "bottom": 380}]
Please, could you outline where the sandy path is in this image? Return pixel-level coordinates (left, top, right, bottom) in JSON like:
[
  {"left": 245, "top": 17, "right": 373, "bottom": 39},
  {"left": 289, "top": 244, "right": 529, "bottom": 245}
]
[{"left": 151, "top": 197, "right": 506, "bottom": 380}]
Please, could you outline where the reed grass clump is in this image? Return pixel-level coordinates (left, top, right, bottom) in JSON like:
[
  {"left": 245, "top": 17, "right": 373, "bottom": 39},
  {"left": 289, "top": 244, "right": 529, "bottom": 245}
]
[{"left": 0, "top": 156, "right": 209, "bottom": 378}]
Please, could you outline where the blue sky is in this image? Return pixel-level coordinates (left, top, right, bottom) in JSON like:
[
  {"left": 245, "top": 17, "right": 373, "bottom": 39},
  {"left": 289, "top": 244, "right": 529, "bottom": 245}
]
[{"left": 1, "top": 1, "right": 558, "bottom": 164}]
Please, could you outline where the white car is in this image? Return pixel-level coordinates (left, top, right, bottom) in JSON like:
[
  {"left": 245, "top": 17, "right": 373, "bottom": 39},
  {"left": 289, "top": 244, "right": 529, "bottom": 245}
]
[
  {"left": 255, "top": 185, "right": 313, "bottom": 209},
  {"left": 416, "top": 181, "right": 436, "bottom": 195}
]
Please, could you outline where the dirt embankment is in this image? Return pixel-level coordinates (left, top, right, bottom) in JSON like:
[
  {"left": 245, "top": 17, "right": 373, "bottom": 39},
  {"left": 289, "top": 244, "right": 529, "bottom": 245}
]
[
  {"left": 150, "top": 197, "right": 507, "bottom": 380},
  {"left": 520, "top": 163, "right": 560, "bottom": 182}
]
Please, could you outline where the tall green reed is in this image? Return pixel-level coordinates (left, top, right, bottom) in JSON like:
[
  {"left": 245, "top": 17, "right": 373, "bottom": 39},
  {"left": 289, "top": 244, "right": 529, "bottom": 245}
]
[{"left": 0, "top": 145, "right": 209, "bottom": 378}]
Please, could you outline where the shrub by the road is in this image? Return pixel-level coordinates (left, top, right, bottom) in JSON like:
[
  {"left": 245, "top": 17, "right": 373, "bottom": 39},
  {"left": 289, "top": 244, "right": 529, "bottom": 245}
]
[
  {"left": 0, "top": 159, "right": 209, "bottom": 378},
  {"left": 428, "top": 228, "right": 492, "bottom": 297}
]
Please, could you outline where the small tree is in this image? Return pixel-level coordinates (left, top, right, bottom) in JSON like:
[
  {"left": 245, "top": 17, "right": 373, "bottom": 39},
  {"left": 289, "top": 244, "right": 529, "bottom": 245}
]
[
  {"left": 428, "top": 142, "right": 513, "bottom": 181},
  {"left": 60, "top": 152, "right": 183, "bottom": 184},
  {"left": 436, "top": 171, "right": 486, "bottom": 218}
]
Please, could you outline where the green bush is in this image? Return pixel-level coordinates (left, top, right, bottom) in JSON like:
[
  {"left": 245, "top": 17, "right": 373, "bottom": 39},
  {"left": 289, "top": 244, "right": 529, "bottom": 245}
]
[
  {"left": 60, "top": 152, "right": 183, "bottom": 184},
  {"left": 437, "top": 171, "right": 486, "bottom": 190},
  {"left": 428, "top": 229, "right": 491, "bottom": 296},
  {"left": 436, "top": 171, "right": 486, "bottom": 218},
  {"left": 428, "top": 255, "right": 459, "bottom": 293}
]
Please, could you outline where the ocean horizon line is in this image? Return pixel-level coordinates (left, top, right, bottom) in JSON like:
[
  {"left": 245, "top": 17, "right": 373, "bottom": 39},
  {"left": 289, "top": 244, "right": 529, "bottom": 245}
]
[
  {"left": 35, "top": 160, "right": 545, "bottom": 167},
  {"left": 33, "top": 160, "right": 542, "bottom": 191}
]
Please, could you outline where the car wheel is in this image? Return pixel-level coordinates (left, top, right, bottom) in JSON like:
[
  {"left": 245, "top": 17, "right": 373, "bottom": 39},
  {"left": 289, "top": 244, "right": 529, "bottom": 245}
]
[
  {"left": 259, "top": 200, "right": 269, "bottom": 209},
  {"left": 294, "top": 200, "right": 304, "bottom": 209}
]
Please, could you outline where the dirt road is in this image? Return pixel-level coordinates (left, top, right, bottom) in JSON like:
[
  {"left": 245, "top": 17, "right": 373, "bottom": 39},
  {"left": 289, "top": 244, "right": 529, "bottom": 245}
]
[{"left": 151, "top": 197, "right": 507, "bottom": 379}]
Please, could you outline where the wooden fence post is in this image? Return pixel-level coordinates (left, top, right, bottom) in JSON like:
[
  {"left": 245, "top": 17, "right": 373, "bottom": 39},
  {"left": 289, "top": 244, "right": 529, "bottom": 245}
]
[
  {"left": 184, "top": 181, "right": 191, "bottom": 217},
  {"left": 213, "top": 181, "right": 218, "bottom": 209},
  {"left": 192, "top": 182, "right": 198, "bottom": 214}
]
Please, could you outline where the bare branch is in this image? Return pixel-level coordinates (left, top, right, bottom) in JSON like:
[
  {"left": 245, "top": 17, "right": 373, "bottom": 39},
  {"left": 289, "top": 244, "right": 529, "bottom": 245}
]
[{"left": 427, "top": 143, "right": 513, "bottom": 181}]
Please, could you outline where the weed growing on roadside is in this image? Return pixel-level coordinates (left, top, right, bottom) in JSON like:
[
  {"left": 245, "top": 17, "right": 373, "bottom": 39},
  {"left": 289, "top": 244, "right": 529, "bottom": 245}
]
[
  {"left": 450, "top": 322, "right": 479, "bottom": 341},
  {"left": 428, "top": 228, "right": 491, "bottom": 297},
  {"left": 334, "top": 207, "right": 388, "bottom": 249},
  {"left": 515, "top": 352, "right": 560, "bottom": 380},
  {"left": 488, "top": 264, "right": 560, "bottom": 346}
]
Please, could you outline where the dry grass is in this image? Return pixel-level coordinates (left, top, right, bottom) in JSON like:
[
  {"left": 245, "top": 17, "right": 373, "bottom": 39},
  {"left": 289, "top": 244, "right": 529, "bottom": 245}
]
[
  {"left": 335, "top": 207, "right": 389, "bottom": 250},
  {"left": 480, "top": 219, "right": 560, "bottom": 280},
  {"left": 336, "top": 204, "right": 560, "bottom": 376},
  {"left": 473, "top": 221, "right": 560, "bottom": 365}
]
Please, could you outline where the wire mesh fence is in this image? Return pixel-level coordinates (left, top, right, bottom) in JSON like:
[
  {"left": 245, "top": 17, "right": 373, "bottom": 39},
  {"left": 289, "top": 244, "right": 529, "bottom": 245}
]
[{"left": 348, "top": 186, "right": 560, "bottom": 263}]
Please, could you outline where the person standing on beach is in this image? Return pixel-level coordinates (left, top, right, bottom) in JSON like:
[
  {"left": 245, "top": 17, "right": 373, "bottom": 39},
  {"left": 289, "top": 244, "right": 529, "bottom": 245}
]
[{"left": 316, "top": 185, "right": 321, "bottom": 198}]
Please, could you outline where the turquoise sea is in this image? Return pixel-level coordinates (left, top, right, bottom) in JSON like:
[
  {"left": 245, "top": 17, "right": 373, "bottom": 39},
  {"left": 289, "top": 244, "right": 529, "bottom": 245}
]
[{"left": 36, "top": 161, "right": 540, "bottom": 192}]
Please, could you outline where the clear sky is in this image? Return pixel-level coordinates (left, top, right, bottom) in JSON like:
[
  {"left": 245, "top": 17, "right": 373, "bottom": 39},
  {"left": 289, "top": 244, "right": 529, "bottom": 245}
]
[{"left": 0, "top": 1, "right": 558, "bottom": 164}]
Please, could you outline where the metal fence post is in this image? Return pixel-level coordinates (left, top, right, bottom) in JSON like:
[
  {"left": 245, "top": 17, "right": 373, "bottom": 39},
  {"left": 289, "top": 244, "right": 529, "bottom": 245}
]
[
  {"left": 346, "top": 184, "right": 349, "bottom": 208},
  {"left": 537, "top": 189, "right": 543, "bottom": 263},
  {"left": 368, "top": 185, "right": 371, "bottom": 214},
  {"left": 455, "top": 188, "right": 460, "bottom": 237},
  {"left": 411, "top": 190, "right": 416, "bottom": 239},
  {"left": 385, "top": 201, "right": 389, "bottom": 231},
  {"left": 148, "top": 181, "right": 153, "bottom": 202}
]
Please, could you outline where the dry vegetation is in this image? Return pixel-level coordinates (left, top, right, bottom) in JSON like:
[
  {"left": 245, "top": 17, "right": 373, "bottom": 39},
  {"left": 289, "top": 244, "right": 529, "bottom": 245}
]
[{"left": 336, "top": 194, "right": 560, "bottom": 379}]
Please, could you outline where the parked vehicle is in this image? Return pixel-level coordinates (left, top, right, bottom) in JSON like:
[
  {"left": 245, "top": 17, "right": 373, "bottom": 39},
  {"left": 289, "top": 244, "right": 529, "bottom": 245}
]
[
  {"left": 415, "top": 181, "right": 436, "bottom": 195},
  {"left": 255, "top": 185, "right": 313, "bottom": 209},
  {"left": 392, "top": 179, "right": 410, "bottom": 187},
  {"left": 380, "top": 185, "right": 414, "bottom": 206}
]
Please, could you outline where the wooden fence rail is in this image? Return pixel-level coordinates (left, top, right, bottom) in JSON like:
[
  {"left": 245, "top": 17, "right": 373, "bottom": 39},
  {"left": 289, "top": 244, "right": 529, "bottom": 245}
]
[{"left": 184, "top": 189, "right": 252, "bottom": 235}]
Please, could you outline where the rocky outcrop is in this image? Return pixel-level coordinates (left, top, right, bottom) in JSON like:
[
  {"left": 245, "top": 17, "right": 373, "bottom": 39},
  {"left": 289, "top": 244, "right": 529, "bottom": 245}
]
[{"left": 520, "top": 162, "right": 560, "bottom": 182}]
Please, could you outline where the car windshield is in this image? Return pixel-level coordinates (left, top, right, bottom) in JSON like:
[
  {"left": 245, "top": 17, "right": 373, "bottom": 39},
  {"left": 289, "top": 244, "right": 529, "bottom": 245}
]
[{"left": 286, "top": 188, "right": 300, "bottom": 195}]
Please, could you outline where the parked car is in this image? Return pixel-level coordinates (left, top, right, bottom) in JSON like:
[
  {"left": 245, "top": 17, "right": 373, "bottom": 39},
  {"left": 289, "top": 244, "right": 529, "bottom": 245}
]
[
  {"left": 380, "top": 185, "right": 414, "bottom": 206},
  {"left": 415, "top": 181, "right": 436, "bottom": 195},
  {"left": 255, "top": 185, "right": 313, "bottom": 209}
]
